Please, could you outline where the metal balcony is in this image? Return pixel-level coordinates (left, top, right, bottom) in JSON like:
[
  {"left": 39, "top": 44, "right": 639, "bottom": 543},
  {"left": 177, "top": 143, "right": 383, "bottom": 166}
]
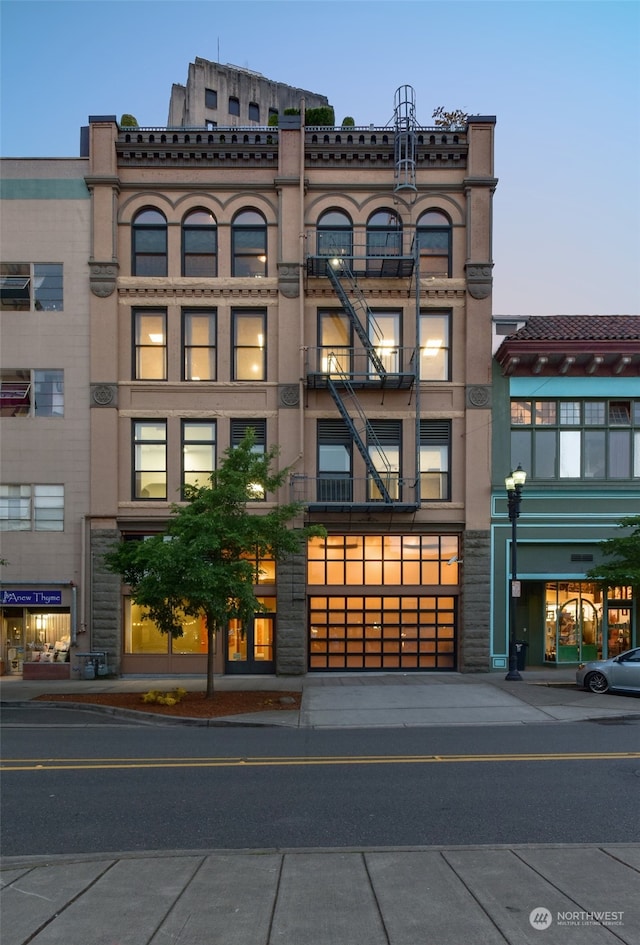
[
  {"left": 290, "top": 474, "right": 419, "bottom": 512},
  {"left": 305, "top": 347, "right": 416, "bottom": 390}
]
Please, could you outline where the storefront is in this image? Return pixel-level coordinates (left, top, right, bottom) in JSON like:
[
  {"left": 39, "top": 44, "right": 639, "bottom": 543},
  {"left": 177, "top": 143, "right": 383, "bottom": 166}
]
[
  {"left": 1, "top": 586, "right": 75, "bottom": 676},
  {"left": 544, "top": 581, "right": 633, "bottom": 664}
]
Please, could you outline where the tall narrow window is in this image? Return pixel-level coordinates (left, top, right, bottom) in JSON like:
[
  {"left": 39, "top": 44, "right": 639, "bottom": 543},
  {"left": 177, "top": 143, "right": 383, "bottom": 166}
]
[
  {"left": 34, "top": 485, "right": 64, "bottom": 531},
  {"left": 420, "top": 420, "right": 451, "bottom": 500},
  {"left": 182, "top": 209, "right": 217, "bottom": 277},
  {"left": 233, "top": 311, "right": 266, "bottom": 380},
  {"left": 228, "top": 96, "right": 240, "bottom": 117},
  {"left": 419, "top": 312, "right": 450, "bottom": 380},
  {"left": 134, "top": 310, "right": 167, "bottom": 380},
  {"left": 132, "top": 208, "right": 167, "bottom": 276},
  {"left": 232, "top": 419, "right": 266, "bottom": 499},
  {"left": 368, "top": 420, "right": 401, "bottom": 501},
  {"left": 33, "top": 370, "right": 64, "bottom": 416},
  {"left": 370, "top": 311, "right": 400, "bottom": 374},
  {"left": 205, "top": 88, "right": 217, "bottom": 109},
  {"left": 182, "top": 421, "right": 216, "bottom": 492},
  {"left": 183, "top": 310, "right": 216, "bottom": 380},
  {"left": 133, "top": 421, "right": 167, "bottom": 499},
  {"left": 317, "top": 420, "right": 352, "bottom": 502},
  {"left": 232, "top": 210, "right": 267, "bottom": 277},
  {"left": 417, "top": 210, "right": 452, "bottom": 277},
  {"left": 319, "top": 310, "right": 351, "bottom": 376},
  {"left": 248, "top": 102, "right": 260, "bottom": 122},
  {"left": 366, "top": 210, "right": 402, "bottom": 274},
  {"left": 317, "top": 209, "right": 353, "bottom": 260}
]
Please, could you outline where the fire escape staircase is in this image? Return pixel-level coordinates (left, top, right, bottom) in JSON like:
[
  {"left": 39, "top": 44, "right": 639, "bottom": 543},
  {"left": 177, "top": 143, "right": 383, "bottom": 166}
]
[{"left": 324, "top": 259, "right": 397, "bottom": 504}]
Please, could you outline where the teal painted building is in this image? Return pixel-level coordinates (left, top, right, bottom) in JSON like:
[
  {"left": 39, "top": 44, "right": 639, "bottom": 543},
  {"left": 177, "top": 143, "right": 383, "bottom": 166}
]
[{"left": 491, "top": 317, "right": 639, "bottom": 670}]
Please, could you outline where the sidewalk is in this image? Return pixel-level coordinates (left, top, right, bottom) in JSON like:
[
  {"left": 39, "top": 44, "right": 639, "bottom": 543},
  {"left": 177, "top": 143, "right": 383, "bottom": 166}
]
[
  {"left": 2, "top": 666, "right": 639, "bottom": 727},
  {"left": 2, "top": 845, "right": 638, "bottom": 945},
  {"left": 2, "top": 671, "right": 639, "bottom": 944}
]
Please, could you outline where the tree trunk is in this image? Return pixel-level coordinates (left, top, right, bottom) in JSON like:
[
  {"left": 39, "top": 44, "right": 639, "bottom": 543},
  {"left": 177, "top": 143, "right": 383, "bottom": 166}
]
[{"left": 205, "top": 615, "right": 216, "bottom": 698}]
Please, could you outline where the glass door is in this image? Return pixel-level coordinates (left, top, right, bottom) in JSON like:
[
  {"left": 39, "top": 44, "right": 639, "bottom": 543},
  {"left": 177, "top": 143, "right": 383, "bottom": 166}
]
[{"left": 226, "top": 597, "right": 275, "bottom": 674}]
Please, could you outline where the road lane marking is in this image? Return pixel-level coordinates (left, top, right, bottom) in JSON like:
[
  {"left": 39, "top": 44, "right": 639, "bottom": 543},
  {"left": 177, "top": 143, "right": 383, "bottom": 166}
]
[{"left": 2, "top": 751, "right": 640, "bottom": 772}]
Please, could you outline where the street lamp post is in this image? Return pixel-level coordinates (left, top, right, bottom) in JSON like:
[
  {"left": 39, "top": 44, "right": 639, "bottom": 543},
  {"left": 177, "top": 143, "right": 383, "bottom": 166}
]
[{"left": 505, "top": 464, "right": 527, "bottom": 681}]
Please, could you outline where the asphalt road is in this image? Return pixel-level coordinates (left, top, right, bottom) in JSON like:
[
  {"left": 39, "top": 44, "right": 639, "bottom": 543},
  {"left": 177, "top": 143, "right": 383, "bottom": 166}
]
[{"left": 2, "top": 709, "right": 639, "bottom": 857}]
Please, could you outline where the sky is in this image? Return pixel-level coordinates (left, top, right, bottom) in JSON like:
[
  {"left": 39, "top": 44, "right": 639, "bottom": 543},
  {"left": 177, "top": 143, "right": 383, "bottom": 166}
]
[{"left": 1, "top": 0, "right": 639, "bottom": 317}]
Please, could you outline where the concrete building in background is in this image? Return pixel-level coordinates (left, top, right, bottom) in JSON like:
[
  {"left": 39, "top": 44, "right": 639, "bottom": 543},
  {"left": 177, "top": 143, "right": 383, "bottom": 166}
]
[
  {"left": 0, "top": 159, "right": 91, "bottom": 676},
  {"left": 168, "top": 58, "right": 329, "bottom": 128}
]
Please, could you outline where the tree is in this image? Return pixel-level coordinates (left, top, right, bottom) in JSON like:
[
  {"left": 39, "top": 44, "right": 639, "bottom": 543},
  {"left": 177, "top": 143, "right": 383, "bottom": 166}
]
[
  {"left": 586, "top": 516, "right": 640, "bottom": 590},
  {"left": 120, "top": 114, "right": 139, "bottom": 127},
  {"left": 431, "top": 106, "right": 468, "bottom": 130},
  {"left": 104, "top": 431, "right": 324, "bottom": 698}
]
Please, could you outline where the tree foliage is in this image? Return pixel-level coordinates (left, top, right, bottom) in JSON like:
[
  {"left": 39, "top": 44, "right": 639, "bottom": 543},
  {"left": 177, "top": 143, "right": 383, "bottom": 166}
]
[
  {"left": 120, "top": 114, "right": 139, "bottom": 127},
  {"left": 431, "top": 106, "right": 468, "bottom": 130},
  {"left": 586, "top": 516, "right": 640, "bottom": 590},
  {"left": 104, "top": 432, "right": 324, "bottom": 696}
]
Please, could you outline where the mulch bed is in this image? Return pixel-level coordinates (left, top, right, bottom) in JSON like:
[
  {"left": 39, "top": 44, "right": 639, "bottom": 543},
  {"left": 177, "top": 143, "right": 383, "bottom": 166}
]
[{"left": 33, "top": 690, "right": 301, "bottom": 718}]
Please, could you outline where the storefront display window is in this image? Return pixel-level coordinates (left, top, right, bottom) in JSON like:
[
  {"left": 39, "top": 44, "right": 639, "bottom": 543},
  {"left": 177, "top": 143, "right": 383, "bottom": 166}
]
[{"left": 545, "top": 582, "right": 632, "bottom": 663}]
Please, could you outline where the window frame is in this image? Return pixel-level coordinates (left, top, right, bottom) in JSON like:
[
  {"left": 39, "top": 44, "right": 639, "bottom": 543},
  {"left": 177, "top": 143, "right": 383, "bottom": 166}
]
[
  {"left": 231, "top": 210, "right": 267, "bottom": 277},
  {"left": 181, "top": 209, "right": 218, "bottom": 277},
  {"left": 420, "top": 420, "right": 451, "bottom": 501},
  {"left": 0, "top": 484, "right": 64, "bottom": 531},
  {"left": 0, "top": 369, "right": 64, "bottom": 418},
  {"left": 133, "top": 309, "right": 167, "bottom": 380},
  {"left": 510, "top": 398, "right": 640, "bottom": 481},
  {"left": 133, "top": 420, "right": 167, "bottom": 500},
  {"left": 417, "top": 210, "right": 452, "bottom": 278},
  {"left": 419, "top": 311, "right": 451, "bottom": 381},
  {"left": 232, "top": 310, "right": 266, "bottom": 381},
  {"left": 0, "top": 262, "right": 63, "bottom": 311},
  {"left": 181, "top": 420, "right": 216, "bottom": 495},
  {"left": 182, "top": 309, "right": 217, "bottom": 381},
  {"left": 132, "top": 208, "right": 168, "bottom": 277}
]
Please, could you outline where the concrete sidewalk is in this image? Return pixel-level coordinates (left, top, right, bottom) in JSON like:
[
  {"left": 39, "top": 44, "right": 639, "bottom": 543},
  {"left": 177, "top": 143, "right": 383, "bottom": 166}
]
[
  {"left": 2, "top": 667, "right": 639, "bottom": 727},
  {"left": 1, "top": 844, "right": 638, "bottom": 945}
]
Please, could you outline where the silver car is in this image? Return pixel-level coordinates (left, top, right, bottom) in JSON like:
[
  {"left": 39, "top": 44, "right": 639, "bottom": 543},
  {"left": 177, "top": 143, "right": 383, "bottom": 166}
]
[{"left": 576, "top": 647, "right": 640, "bottom": 694}]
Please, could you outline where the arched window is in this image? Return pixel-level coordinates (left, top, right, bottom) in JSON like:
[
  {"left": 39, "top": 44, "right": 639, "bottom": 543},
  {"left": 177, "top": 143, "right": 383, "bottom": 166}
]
[
  {"left": 417, "top": 210, "right": 452, "bottom": 278},
  {"left": 366, "top": 209, "right": 402, "bottom": 264},
  {"left": 182, "top": 209, "right": 217, "bottom": 277},
  {"left": 317, "top": 209, "right": 353, "bottom": 259},
  {"left": 232, "top": 210, "right": 267, "bottom": 277},
  {"left": 132, "top": 208, "right": 167, "bottom": 276}
]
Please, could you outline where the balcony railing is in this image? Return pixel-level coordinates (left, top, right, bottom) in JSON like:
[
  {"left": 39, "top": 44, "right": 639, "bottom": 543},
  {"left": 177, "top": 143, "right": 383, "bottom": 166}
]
[
  {"left": 306, "top": 237, "right": 415, "bottom": 278},
  {"left": 305, "top": 347, "right": 416, "bottom": 390},
  {"left": 290, "top": 474, "right": 419, "bottom": 510}
]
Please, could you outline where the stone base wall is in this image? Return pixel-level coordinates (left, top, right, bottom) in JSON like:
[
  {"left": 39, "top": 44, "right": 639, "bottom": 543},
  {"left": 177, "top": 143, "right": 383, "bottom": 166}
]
[
  {"left": 460, "top": 530, "right": 491, "bottom": 672},
  {"left": 275, "top": 550, "right": 307, "bottom": 675},
  {"left": 90, "top": 529, "right": 122, "bottom": 674}
]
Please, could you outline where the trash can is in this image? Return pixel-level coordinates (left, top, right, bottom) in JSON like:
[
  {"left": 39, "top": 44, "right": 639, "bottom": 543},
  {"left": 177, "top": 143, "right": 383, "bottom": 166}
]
[{"left": 515, "top": 641, "right": 528, "bottom": 671}]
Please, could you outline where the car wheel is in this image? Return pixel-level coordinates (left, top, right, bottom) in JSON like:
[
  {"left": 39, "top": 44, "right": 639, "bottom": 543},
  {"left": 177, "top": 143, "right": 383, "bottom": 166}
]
[{"left": 586, "top": 671, "right": 609, "bottom": 694}]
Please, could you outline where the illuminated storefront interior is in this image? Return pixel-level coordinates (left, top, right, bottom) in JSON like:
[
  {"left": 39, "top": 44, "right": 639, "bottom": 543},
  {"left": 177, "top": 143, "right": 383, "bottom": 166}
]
[{"left": 544, "top": 581, "right": 632, "bottom": 663}]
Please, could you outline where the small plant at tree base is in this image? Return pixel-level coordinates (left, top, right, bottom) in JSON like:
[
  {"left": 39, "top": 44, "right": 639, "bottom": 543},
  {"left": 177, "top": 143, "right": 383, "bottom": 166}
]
[
  {"left": 432, "top": 106, "right": 468, "bottom": 130},
  {"left": 141, "top": 687, "right": 187, "bottom": 706}
]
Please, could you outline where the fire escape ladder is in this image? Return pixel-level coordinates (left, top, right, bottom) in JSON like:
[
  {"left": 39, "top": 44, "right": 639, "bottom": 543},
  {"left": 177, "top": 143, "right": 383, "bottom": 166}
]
[
  {"left": 325, "top": 261, "right": 388, "bottom": 381},
  {"left": 326, "top": 375, "right": 393, "bottom": 504}
]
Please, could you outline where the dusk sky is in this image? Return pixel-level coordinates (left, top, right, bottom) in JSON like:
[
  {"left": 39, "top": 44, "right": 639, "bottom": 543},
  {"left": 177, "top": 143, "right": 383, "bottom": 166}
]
[{"left": 1, "top": 0, "right": 639, "bottom": 317}]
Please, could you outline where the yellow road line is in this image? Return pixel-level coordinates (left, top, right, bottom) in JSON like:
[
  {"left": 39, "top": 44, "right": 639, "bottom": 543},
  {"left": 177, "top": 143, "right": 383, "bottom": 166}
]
[{"left": 2, "top": 751, "right": 640, "bottom": 772}]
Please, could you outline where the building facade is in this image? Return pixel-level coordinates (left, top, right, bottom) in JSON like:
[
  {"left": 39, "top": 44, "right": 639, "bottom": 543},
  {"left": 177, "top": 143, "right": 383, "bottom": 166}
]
[
  {"left": 490, "top": 316, "right": 639, "bottom": 670},
  {"left": 168, "top": 58, "right": 329, "bottom": 129},
  {"left": 82, "top": 85, "right": 498, "bottom": 677},
  {"left": 0, "top": 159, "right": 91, "bottom": 676}
]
